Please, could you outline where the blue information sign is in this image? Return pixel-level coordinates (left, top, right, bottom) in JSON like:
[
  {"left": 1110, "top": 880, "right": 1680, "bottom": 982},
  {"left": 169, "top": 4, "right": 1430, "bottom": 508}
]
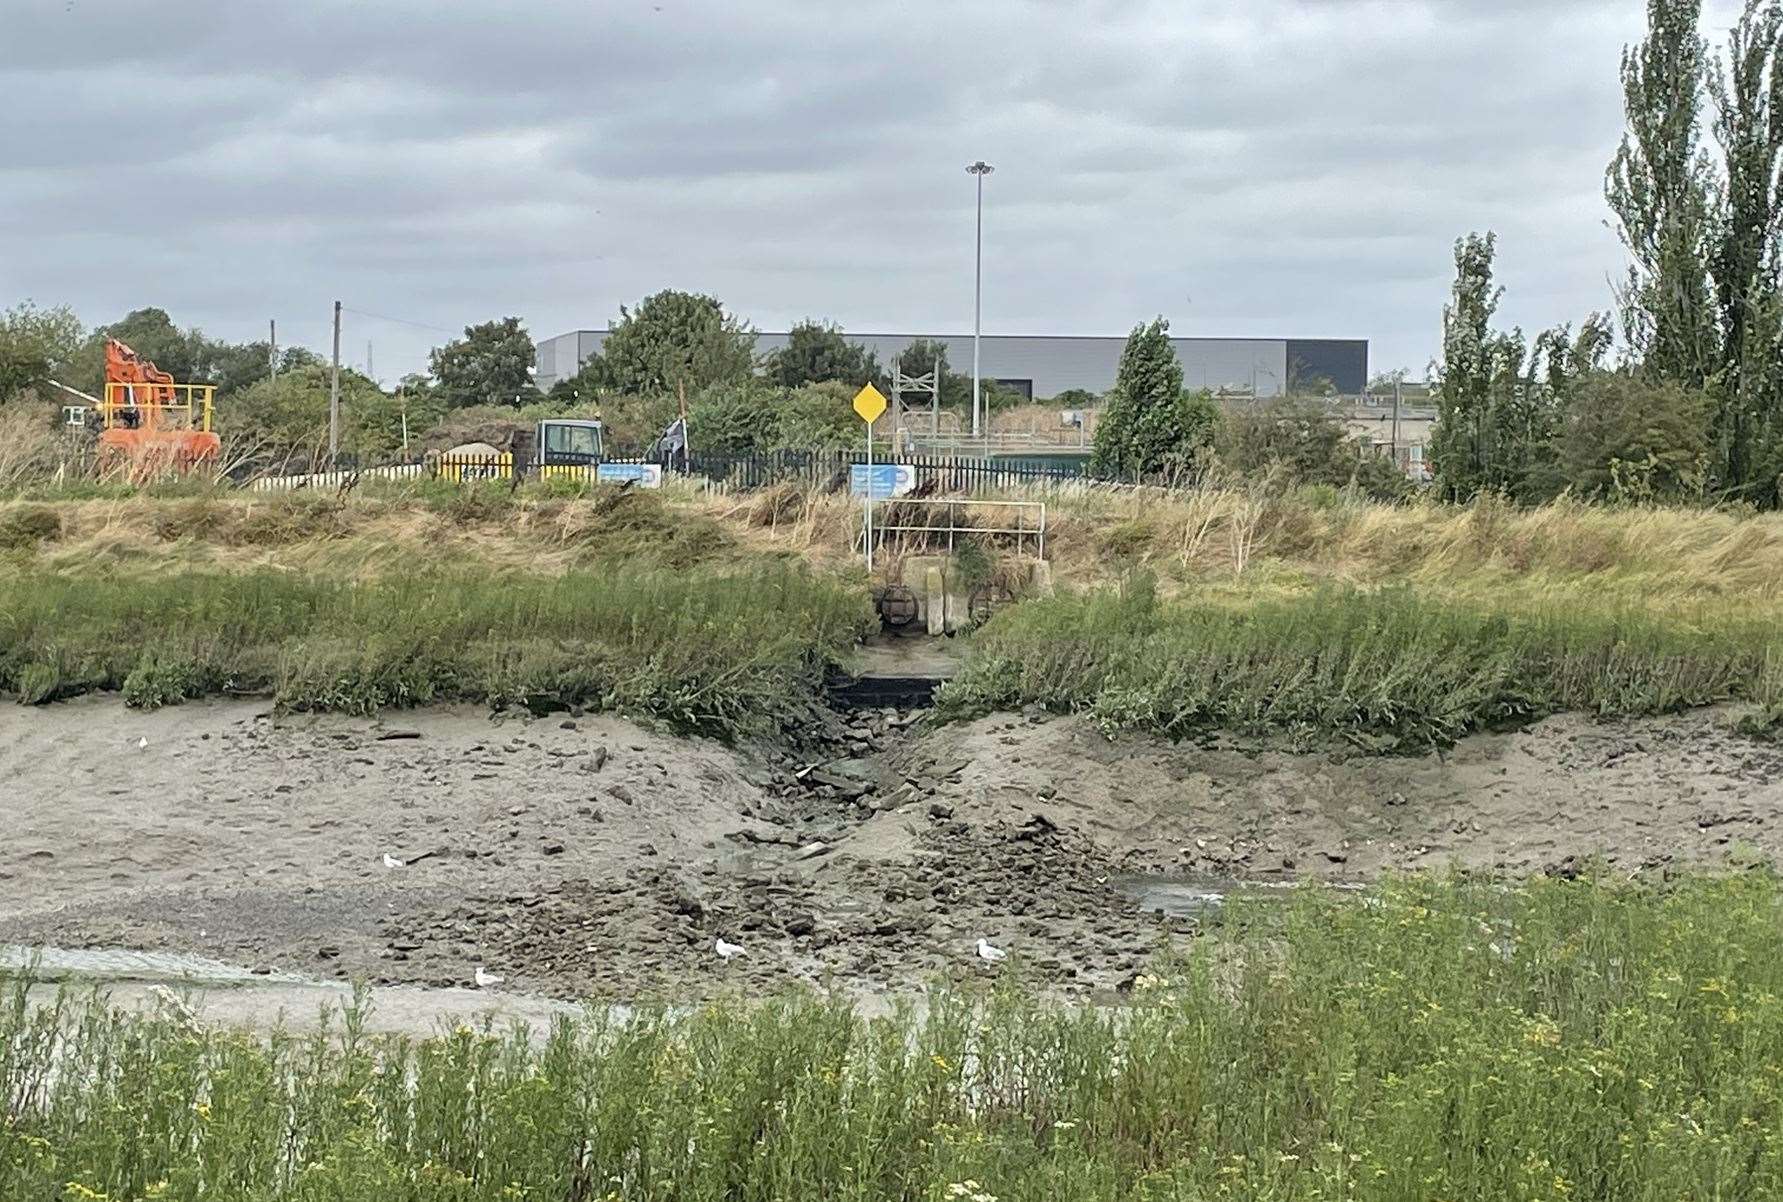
[{"left": 849, "top": 464, "right": 914, "bottom": 499}]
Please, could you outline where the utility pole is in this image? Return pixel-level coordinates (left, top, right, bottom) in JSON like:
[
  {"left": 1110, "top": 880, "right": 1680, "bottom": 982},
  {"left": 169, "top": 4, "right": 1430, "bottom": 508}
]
[
  {"left": 269, "top": 319, "right": 277, "bottom": 379},
  {"left": 329, "top": 301, "right": 342, "bottom": 461},
  {"left": 366, "top": 340, "right": 374, "bottom": 382},
  {"left": 966, "top": 160, "right": 994, "bottom": 440},
  {"left": 1392, "top": 378, "right": 1403, "bottom": 468}
]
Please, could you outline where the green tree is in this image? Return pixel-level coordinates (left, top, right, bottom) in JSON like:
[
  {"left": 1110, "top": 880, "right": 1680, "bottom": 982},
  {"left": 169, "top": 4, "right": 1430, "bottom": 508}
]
[
  {"left": 1608, "top": 0, "right": 1719, "bottom": 387},
  {"left": 1217, "top": 397, "right": 1349, "bottom": 481},
  {"left": 766, "top": 321, "right": 881, "bottom": 389},
  {"left": 429, "top": 317, "right": 540, "bottom": 409},
  {"left": 895, "top": 338, "right": 974, "bottom": 409},
  {"left": 62, "top": 307, "right": 213, "bottom": 395},
  {"left": 890, "top": 338, "right": 1029, "bottom": 412},
  {"left": 216, "top": 364, "right": 396, "bottom": 463},
  {"left": 205, "top": 341, "right": 324, "bottom": 397},
  {"left": 1431, "top": 233, "right": 1501, "bottom": 498},
  {"left": 1560, "top": 372, "right": 1713, "bottom": 501},
  {"left": 686, "top": 379, "right": 781, "bottom": 454},
  {"left": 594, "top": 291, "right": 755, "bottom": 396},
  {"left": 1433, "top": 234, "right": 1615, "bottom": 501},
  {"left": 1214, "top": 397, "right": 1412, "bottom": 501},
  {"left": 1088, "top": 317, "right": 1217, "bottom": 478},
  {"left": 1706, "top": 0, "right": 1783, "bottom": 496},
  {"left": 0, "top": 301, "right": 83, "bottom": 400},
  {"left": 774, "top": 381, "right": 862, "bottom": 449}
]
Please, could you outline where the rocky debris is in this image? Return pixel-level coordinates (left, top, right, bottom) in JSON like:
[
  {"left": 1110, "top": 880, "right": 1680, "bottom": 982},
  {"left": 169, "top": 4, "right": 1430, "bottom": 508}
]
[{"left": 377, "top": 806, "right": 1185, "bottom": 1001}]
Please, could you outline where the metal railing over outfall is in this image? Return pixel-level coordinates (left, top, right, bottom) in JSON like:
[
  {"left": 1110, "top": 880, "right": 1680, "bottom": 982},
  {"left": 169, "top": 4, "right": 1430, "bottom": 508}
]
[{"left": 865, "top": 497, "right": 1048, "bottom": 560}]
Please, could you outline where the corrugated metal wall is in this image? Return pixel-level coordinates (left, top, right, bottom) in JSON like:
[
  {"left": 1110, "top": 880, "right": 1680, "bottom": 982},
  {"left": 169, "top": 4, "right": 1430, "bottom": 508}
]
[{"left": 536, "top": 330, "right": 1366, "bottom": 397}]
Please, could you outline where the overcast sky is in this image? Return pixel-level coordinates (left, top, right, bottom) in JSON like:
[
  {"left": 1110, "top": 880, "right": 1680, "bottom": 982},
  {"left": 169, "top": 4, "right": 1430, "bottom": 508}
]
[{"left": 2, "top": 0, "right": 1749, "bottom": 385}]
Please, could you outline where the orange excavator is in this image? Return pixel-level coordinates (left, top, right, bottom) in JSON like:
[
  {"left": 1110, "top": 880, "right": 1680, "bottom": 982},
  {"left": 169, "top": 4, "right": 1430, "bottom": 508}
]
[{"left": 94, "top": 338, "right": 221, "bottom": 470}]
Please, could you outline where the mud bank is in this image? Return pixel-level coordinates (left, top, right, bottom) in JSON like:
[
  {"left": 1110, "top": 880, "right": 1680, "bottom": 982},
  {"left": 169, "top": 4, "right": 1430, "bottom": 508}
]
[{"left": 3, "top": 698, "right": 1778, "bottom": 1001}]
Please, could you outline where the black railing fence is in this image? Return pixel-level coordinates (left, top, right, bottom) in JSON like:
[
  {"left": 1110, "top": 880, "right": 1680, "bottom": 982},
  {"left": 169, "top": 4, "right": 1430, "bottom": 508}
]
[
  {"left": 249, "top": 448, "right": 1105, "bottom": 495},
  {"left": 638, "top": 449, "right": 1089, "bottom": 493}
]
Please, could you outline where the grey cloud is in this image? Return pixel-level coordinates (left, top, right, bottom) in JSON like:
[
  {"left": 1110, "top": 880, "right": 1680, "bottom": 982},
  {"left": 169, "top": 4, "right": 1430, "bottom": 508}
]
[{"left": 1, "top": 0, "right": 1750, "bottom": 380}]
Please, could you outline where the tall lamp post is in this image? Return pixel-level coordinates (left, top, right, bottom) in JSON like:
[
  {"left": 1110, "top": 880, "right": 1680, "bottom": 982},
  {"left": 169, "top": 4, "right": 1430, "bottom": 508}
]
[{"left": 966, "top": 160, "right": 994, "bottom": 439}]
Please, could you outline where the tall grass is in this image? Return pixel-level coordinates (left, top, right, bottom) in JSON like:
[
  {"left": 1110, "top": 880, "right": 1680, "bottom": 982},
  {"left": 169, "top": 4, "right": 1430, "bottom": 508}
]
[
  {"left": 1042, "top": 484, "right": 1783, "bottom": 610},
  {"left": 0, "top": 566, "right": 872, "bottom": 738},
  {"left": 4, "top": 874, "right": 1781, "bottom": 1199},
  {"left": 13, "top": 483, "right": 1783, "bottom": 609},
  {"left": 941, "top": 581, "right": 1783, "bottom": 748}
]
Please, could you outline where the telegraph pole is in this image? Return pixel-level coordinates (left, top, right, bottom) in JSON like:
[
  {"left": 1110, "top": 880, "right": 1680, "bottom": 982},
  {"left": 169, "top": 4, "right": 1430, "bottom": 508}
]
[
  {"left": 367, "top": 340, "right": 374, "bottom": 382},
  {"left": 329, "top": 301, "right": 342, "bottom": 461},
  {"left": 269, "top": 319, "right": 277, "bottom": 379}
]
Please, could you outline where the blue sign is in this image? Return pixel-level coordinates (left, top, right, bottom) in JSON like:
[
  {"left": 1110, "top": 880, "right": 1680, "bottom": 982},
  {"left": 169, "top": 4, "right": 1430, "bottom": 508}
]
[
  {"left": 597, "top": 462, "right": 663, "bottom": 488},
  {"left": 850, "top": 464, "right": 915, "bottom": 499}
]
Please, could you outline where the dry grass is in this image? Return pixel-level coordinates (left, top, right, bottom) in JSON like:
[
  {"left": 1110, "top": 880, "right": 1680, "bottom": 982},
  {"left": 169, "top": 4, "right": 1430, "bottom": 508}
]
[
  {"left": 1, "top": 488, "right": 756, "bottom": 579},
  {"left": 7, "top": 479, "right": 1783, "bottom": 620},
  {"left": 1032, "top": 483, "right": 1783, "bottom": 613}
]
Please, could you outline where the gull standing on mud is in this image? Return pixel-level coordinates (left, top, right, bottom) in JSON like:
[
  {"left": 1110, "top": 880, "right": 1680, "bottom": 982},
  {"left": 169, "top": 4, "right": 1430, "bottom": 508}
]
[
  {"left": 976, "top": 938, "right": 1007, "bottom": 963},
  {"left": 381, "top": 853, "right": 404, "bottom": 869},
  {"left": 473, "top": 966, "right": 503, "bottom": 988},
  {"left": 714, "top": 937, "right": 746, "bottom": 961}
]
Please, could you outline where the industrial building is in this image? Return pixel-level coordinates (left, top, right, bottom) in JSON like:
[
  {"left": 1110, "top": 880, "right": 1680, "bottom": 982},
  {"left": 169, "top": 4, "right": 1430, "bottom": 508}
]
[{"left": 534, "top": 329, "right": 1369, "bottom": 398}]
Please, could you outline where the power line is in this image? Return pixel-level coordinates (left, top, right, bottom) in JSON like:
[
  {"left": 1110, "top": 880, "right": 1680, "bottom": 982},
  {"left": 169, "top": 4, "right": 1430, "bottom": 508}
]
[{"left": 339, "top": 306, "right": 460, "bottom": 336}]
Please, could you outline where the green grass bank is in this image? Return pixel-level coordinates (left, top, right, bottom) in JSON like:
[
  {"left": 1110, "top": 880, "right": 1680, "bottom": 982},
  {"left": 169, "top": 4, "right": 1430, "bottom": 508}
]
[
  {"left": 0, "top": 565, "right": 872, "bottom": 739},
  {"left": 940, "top": 582, "right": 1783, "bottom": 749},
  {"left": 4, "top": 874, "right": 1780, "bottom": 1200}
]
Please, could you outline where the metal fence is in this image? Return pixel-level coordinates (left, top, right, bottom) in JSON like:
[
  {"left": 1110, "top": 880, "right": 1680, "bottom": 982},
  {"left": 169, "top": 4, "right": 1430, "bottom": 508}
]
[
  {"left": 241, "top": 449, "right": 1095, "bottom": 495},
  {"left": 657, "top": 450, "right": 1086, "bottom": 493},
  {"left": 867, "top": 498, "right": 1048, "bottom": 558}
]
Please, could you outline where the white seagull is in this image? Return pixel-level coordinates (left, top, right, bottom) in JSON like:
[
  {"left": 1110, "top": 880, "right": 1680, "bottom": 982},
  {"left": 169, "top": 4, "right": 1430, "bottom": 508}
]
[
  {"left": 136, "top": 736, "right": 149, "bottom": 750},
  {"left": 473, "top": 966, "right": 504, "bottom": 988},
  {"left": 714, "top": 937, "right": 746, "bottom": 961},
  {"left": 381, "top": 853, "right": 404, "bottom": 869},
  {"left": 976, "top": 938, "right": 1008, "bottom": 963}
]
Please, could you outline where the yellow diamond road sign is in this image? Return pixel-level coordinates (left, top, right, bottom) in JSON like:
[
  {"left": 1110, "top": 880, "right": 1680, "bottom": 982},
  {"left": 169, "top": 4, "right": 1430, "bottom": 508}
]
[{"left": 852, "top": 382, "right": 887, "bottom": 424}]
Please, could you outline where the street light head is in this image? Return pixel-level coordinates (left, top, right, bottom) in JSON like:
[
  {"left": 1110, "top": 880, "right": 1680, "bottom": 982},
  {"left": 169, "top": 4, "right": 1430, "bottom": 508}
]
[{"left": 966, "top": 161, "right": 995, "bottom": 175}]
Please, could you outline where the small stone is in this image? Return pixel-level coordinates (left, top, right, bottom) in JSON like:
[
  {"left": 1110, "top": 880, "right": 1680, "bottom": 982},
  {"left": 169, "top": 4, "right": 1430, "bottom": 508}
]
[
  {"left": 928, "top": 802, "right": 955, "bottom": 820},
  {"left": 543, "top": 843, "right": 566, "bottom": 856},
  {"left": 560, "top": 719, "right": 578, "bottom": 731}
]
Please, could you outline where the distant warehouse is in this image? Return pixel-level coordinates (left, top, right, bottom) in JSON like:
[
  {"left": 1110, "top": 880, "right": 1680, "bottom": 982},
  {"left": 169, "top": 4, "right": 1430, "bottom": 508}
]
[{"left": 535, "top": 330, "right": 1368, "bottom": 399}]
